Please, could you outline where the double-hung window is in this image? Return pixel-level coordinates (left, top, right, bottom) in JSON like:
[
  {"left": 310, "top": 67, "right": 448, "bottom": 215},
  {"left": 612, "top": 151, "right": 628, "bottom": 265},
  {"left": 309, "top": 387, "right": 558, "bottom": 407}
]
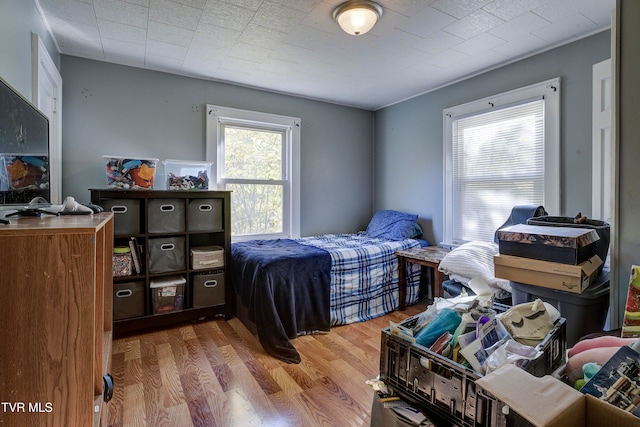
[
  {"left": 206, "top": 105, "right": 300, "bottom": 240},
  {"left": 443, "top": 78, "right": 560, "bottom": 245}
]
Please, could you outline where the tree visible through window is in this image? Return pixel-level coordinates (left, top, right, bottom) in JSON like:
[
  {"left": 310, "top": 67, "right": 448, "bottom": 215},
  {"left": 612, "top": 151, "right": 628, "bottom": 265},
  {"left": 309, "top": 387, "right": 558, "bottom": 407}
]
[
  {"left": 206, "top": 105, "right": 300, "bottom": 240},
  {"left": 223, "top": 125, "right": 284, "bottom": 235}
]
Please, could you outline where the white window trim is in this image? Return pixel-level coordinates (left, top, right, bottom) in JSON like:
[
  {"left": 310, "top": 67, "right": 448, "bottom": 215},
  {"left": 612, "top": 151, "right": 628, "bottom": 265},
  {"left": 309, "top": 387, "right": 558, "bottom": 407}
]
[
  {"left": 32, "top": 33, "right": 62, "bottom": 204},
  {"left": 442, "top": 78, "right": 561, "bottom": 246},
  {"left": 205, "top": 105, "right": 301, "bottom": 240}
]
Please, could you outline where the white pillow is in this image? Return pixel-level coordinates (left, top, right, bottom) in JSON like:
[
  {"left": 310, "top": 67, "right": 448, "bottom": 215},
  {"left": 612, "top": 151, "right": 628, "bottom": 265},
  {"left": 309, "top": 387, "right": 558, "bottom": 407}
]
[{"left": 438, "top": 241, "right": 511, "bottom": 293}]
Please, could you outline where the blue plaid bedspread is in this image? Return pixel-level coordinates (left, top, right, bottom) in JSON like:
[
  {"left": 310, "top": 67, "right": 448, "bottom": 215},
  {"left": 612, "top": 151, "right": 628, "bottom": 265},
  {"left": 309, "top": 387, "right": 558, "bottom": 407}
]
[{"left": 296, "top": 232, "right": 423, "bottom": 326}]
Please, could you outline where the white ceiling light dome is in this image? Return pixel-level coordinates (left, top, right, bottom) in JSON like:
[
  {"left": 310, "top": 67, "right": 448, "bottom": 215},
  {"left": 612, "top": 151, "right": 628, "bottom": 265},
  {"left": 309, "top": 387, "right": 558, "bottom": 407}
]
[{"left": 332, "top": 0, "right": 383, "bottom": 36}]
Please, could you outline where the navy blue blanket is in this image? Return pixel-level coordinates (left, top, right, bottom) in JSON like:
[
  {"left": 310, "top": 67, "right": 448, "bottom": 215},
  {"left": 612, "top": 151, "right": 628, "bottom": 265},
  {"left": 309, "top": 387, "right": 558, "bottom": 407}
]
[{"left": 231, "top": 239, "right": 332, "bottom": 364}]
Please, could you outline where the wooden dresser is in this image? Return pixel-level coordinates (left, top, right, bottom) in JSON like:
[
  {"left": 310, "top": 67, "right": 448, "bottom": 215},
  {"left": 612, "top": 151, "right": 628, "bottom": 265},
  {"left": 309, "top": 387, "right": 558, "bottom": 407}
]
[{"left": 0, "top": 213, "right": 114, "bottom": 427}]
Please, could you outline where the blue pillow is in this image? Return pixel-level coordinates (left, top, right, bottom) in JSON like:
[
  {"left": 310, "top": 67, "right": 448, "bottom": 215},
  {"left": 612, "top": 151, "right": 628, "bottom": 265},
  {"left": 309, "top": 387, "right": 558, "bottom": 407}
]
[{"left": 366, "top": 210, "right": 419, "bottom": 241}]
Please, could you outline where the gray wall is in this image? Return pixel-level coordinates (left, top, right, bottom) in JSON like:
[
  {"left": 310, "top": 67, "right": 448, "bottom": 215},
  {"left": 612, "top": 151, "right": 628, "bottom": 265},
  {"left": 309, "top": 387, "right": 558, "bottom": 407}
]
[
  {"left": 0, "top": 1, "right": 617, "bottom": 255},
  {"left": 374, "top": 31, "right": 611, "bottom": 246},
  {"left": 614, "top": 0, "right": 640, "bottom": 327},
  {"left": 0, "top": 0, "right": 59, "bottom": 101},
  {"left": 60, "top": 57, "right": 374, "bottom": 236}
]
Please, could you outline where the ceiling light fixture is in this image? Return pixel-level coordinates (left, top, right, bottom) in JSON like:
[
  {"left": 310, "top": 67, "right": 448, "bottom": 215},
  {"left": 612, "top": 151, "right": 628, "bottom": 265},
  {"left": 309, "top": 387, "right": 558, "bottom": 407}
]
[{"left": 332, "top": 0, "right": 383, "bottom": 36}]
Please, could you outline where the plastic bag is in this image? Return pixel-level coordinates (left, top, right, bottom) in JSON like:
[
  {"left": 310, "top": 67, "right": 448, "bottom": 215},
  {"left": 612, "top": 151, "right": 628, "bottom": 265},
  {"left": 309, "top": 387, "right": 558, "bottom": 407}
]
[
  {"left": 415, "top": 308, "right": 461, "bottom": 347},
  {"left": 484, "top": 338, "right": 542, "bottom": 374}
]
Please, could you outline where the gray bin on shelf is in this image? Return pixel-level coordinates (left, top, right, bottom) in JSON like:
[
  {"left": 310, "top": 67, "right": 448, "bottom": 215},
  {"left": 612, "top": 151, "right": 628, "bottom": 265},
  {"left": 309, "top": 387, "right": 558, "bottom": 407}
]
[
  {"left": 148, "top": 198, "right": 185, "bottom": 233},
  {"left": 100, "top": 198, "right": 141, "bottom": 235},
  {"left": 148, "top": 236, "right": 186, "bottom": 273},
  {"left": 187, "top": 198, "right": 223, "bottom": 232},
  {"left": 192, "top": 271, "right": 225, "bottom": 308},
  {"left": 113, "top": 281, "right": 145, "bottom": 320}
]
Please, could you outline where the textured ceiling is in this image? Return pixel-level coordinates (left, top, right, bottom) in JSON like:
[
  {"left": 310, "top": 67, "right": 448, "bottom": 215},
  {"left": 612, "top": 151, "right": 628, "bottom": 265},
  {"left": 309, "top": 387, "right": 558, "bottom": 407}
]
[{"left": 37, "top": 0, "right": 615, "bottom": 110}]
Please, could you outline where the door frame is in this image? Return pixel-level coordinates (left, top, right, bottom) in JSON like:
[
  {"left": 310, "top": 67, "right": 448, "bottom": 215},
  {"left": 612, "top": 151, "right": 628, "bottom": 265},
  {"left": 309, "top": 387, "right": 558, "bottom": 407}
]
[{"left": 31, "top": 33, "right": 62, "bottom": 204}]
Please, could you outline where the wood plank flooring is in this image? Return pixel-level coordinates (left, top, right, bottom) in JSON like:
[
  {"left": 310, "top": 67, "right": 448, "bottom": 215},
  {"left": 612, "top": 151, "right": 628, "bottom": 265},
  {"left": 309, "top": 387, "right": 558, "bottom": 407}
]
[{"left": 108, "top": 303, "right": 426, "bottom": 427}]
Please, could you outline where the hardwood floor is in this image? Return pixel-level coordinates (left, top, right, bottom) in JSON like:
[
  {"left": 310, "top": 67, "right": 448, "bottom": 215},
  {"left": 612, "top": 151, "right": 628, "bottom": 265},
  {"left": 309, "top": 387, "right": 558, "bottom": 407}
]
[{"left": 108, "top": 303, "right": 427, "bottom": 427}]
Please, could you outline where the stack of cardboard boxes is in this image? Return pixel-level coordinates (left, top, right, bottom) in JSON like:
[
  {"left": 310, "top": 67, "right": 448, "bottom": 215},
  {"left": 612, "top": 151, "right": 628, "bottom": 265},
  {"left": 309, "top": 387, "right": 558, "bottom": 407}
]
[
  {"left": 493, "top": 223, "right": 602, "bottom": 294},
  {"left": 488, "top": 221, "right": 640, "bottom": 425},
  {"left": 493, "top": 223, "right": 610, "bottom": 347}
]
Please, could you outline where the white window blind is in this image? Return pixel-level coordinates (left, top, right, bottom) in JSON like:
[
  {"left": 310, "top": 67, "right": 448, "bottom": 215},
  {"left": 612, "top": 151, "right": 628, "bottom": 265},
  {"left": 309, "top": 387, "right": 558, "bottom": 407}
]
[{"left": 443, "top": 78, "right": 560, "bottom": 245}]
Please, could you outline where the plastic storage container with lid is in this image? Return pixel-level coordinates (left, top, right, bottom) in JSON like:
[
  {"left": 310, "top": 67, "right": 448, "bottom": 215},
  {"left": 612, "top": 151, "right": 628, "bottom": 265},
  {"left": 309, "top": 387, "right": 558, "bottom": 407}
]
[
  {"left": 163, "top": 159, "right": 212, "bottom": 190},
  {"left": 103, "top": 155, "right": 158, "bottom": 189},
  {"left": 150, "top": 275, "right": 185, "bottom": 315}
]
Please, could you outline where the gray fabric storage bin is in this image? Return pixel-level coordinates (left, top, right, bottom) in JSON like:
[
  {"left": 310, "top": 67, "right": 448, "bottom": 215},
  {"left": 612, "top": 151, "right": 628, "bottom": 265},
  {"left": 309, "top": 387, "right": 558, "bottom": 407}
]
[
  {"left": 187, "top": 198, "right": 223, "bottom": 232},
  {"left": 148, "top": 236, "right": 186, "bottom": 273},
  {"left": 192, "top": 271, "right": 225, "bottom": 308},
  {"left": 100, "top": 198, "right": 141, "bottom": 235},
  {"left": 113, "top": 281, "right": 145, "bottom": 320},
  {"left": 148, "top": 198, "right": 185, "bottom": 233}
]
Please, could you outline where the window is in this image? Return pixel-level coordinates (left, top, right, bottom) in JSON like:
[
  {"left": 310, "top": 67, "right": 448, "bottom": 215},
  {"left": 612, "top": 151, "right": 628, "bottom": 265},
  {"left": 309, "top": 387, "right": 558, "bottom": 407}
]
[
  {"left": 206, "top": 105, "right": 300, "bottom": 240},
  {"left": 443, "top": 78, "right": 560, "bottom": 245}
]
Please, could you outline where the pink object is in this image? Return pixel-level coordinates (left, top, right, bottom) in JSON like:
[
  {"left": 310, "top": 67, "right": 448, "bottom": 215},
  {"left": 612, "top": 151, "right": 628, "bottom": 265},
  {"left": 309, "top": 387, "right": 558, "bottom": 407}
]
[
  {"left": 566, "top": 346, "right": 621, "bottom": 384},
  {"left": 567, "top": 336, "right": 636, "bottom": 358}
]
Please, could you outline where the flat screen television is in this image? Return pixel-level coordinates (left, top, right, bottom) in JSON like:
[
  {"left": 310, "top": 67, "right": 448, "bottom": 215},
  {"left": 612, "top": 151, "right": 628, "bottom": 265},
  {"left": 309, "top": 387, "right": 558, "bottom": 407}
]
[{"left": 0, "top": 76, "right": 50, "bottom": 205}]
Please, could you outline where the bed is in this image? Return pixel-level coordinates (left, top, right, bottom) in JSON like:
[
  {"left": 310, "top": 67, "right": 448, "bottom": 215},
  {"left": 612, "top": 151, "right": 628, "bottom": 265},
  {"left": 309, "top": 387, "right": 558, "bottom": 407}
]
[{"left": 231, "top": 210, "right": 427, "bottom": 363}]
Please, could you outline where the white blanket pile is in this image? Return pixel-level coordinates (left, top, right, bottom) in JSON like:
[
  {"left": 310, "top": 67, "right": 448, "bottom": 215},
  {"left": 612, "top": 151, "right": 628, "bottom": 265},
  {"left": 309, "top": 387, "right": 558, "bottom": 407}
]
[{"left": 438, "top": 241, "right": 511, "bottom": 298}]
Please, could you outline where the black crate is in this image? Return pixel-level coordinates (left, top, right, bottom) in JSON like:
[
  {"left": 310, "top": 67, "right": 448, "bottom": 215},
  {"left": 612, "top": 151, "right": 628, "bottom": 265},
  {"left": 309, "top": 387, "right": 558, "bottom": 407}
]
[{"left": 379, "top": 306, "right": 566, "bottom": 427}]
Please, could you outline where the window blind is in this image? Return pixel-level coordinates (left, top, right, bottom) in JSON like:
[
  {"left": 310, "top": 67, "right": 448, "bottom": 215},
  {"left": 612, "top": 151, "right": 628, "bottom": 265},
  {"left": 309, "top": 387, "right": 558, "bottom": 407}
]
[{"left": 451, "top": 99, "right": 545, "bottom": 243}]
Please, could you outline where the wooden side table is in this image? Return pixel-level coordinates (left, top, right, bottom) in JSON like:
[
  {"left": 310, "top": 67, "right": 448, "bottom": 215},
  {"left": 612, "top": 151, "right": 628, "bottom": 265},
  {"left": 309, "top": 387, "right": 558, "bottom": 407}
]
[{"left": 396, "top": 246, "right": 451, "bottom": 310}]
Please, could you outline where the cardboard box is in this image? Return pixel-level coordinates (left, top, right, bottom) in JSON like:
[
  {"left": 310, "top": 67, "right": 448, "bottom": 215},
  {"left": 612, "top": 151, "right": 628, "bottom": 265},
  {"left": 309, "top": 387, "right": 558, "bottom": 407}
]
[
  {"left": 580, "top": 345, "right": 640, "bottom": 418},
  {"left": 526, "top": 216, "right": 610, "bottom": 273},
  {"left": 476, "top": 364, "right": 639, "bottom": 427},
  {"left": 494, "top": 253, "right": 602, "bottom": 293},
  {"left": 497, "top": 224, "right": 599, "bottom": 265}
]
